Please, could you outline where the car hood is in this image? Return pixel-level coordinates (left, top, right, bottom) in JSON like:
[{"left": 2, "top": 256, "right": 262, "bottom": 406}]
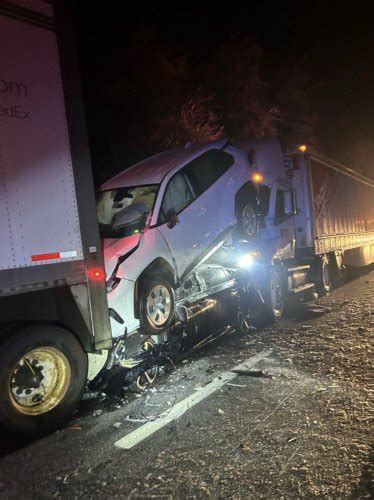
[{"left": 102, "top": 233, "right": 142, "bottom": 278}]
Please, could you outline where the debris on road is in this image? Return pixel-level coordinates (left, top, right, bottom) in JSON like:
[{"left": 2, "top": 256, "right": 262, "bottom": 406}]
[
  {"left": 66, "top": 425, "right": 82, "bottom": 431},
  {"left": 232, "top": 369, "right": 273, "bottom": 378},
  {"left": 0, "top": 271, "right": 372, "bottom": 498}
]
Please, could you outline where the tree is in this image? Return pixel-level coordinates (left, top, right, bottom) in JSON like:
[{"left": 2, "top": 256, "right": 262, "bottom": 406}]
[
  {"left": 105, "top": 28, "right": 188, "bottom": 168},
  {"left": 95, "top": 30, "right": 317, "bottom": 180},
  {"left": 272, "top": 61, "right": 318, "bottom": 149},
  {"left": 190, "top": 35, "right": 280, "bottom": 142}
]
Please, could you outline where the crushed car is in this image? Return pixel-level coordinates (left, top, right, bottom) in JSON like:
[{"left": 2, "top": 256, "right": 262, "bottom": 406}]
[{"left": 97, "top": 140, "right": 261, "bottom": 337}]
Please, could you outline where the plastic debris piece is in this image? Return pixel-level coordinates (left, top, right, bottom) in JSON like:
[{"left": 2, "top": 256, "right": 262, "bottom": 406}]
[{"left": 232, "top": 369, "right": 273, "bottom": 378}]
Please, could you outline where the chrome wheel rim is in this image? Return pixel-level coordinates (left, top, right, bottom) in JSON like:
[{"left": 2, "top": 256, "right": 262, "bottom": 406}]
[
  {"left": 270, "top": 271, "right": 284, "bottom": 317},
  {"left": 146, "top": 284, "right": 171, "bottom": 327},
  {"left": 10, "top": 347, "right": 71, "bottom": 415},
  {"left": 136, "top": 339, "right": 158, "bottom": 390},
  {"left": 322, "top": 262, "right": 331, "bottom": 289},
  {"left": 242, "top": 205, "right": 257, "bottom": 237}
]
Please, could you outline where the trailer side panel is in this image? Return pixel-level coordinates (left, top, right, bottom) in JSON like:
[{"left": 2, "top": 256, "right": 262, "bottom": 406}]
[
  {"left": 0, "top": 7, "right": 85, "bottom": 276},
  {"left": 309, "top": 157, "right": 374, "bottom": 255}
]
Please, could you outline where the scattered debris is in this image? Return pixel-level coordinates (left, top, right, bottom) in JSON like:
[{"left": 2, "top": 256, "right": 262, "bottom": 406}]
[
  {"left": 66, "top": 425, "right": 82, "bottom": 431},
  {"left": 124, "top": 416, "right": 150, "bottom": 423},
  {"left": 227, "top": 383, "right": 247, "bottom": 388},
  {"left": 112, "top": 422, "right": 122, "bottom": 428},
  {"left": 232, "top": 369, "right": 273, "bottom": 378},
  {"left": 230, "top": 442, "right": 251, "bottom": 457}
]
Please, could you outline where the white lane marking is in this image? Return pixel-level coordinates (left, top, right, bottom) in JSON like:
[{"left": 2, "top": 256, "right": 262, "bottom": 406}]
[{"left": 115, "top": 349, "right": 272, "bottom": 450}]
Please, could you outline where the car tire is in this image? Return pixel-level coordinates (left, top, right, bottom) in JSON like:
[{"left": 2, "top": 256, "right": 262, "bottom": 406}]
[
  {"left": 238, "top": 202, "right": 258, "bottom": 240},
  {"left": 139, "top": 274, "right": 175, "bottom": 335},
  {"left": 261, "top": 267, "right": 286, "bottom": 323},
  {"left": 0, "top": 325, "right": 87, "bottom": 435}
]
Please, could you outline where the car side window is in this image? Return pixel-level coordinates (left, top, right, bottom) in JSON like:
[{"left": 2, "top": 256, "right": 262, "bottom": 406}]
[
  {"left": 159, "top": 172, "right": 194, "bottom": 224},
  {"left": 275, "top": 189, "right": 288, "bottom": 224},
  {"left": 184, "top": 149, "right": 234, "bottom": 198}
]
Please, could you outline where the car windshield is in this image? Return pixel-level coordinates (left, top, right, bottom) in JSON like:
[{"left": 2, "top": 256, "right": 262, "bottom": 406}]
[{"left": 97, "top": 185, "right": 159, "bottom": 238}]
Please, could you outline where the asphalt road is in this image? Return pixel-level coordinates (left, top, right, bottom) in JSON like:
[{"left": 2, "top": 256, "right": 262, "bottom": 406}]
[{"left": 0, "top": 269, "right": 372, "bottom": 498}]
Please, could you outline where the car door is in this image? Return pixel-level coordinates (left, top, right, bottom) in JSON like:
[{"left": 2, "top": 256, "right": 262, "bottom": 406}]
[
  {"left": 156, "top": 170, "right": 203, "bottom": 277},
  {"left": 156, "top": 150, "right": 236, "bottom": 278},
  {"left": 182, "top": 149, "right": 237, "bottom": 249}
]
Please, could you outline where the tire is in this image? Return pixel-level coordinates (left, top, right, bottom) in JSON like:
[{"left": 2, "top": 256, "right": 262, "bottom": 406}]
[
  {"left": 316, "top": 256, "right": 332, "bottom": 294},
  {"left": 0, "top": 325, "right": 87, "bottom": 435},
  {"left": 238, "top": 202, "right": 258, "bottom": 240},
  {"left": 261, "top": 267, "right": 286, "bottom": 323},
  {"left": 134, "top": 338, "right": 159, "bottom": 391},
  {"left": 139, "top": 274, "right": 175, "bottom": 335}
]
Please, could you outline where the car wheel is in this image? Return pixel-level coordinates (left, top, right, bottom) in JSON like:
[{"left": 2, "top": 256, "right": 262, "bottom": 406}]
[
  {"left": 135, "top": 338, "right": 159, "bottom": 391},
  {"left": 139, "top": 274, "right": 175, "bottom": 335},
  {"left": 0, "top": 325, "right": 87, "bottom": 435},
  {"left": 238, "top": 202, "right": 258, "bottom": 239}
]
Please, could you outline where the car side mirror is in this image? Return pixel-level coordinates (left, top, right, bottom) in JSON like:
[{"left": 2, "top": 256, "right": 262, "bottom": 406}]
[{"left": 166, "top": 208, "right": 179, "bottom": 229}]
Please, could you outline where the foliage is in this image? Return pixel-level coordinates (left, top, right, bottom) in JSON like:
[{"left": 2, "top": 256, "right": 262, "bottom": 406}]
[{"left": 91, "top": 30, "right": 317, "bottom": 177}]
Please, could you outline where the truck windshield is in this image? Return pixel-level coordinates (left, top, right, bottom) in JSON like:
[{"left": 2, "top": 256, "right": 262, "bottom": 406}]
[{"left": 97, "top": 185, "right": 159, "bottom": 238}]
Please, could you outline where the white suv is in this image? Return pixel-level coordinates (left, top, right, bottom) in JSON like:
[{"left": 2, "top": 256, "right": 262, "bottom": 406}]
[{"left": 97, "top": 140, "right": 259, "bottom": 336}]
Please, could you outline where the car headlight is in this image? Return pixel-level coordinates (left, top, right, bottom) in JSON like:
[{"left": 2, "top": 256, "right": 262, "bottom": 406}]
[
  {"left": 105, "top": 246, "right": 139, "bottom": 293},
  {"left": 106, "top": 272, "right": 121, "bottom": 293}
]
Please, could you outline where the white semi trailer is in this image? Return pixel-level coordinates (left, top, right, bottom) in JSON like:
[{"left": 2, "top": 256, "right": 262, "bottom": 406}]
[
  {"left": 234, "top": 138, "right": 374, "bottom": 321},
  {"left": 0, "top": 0, "right": 112, "bottom": 433}
]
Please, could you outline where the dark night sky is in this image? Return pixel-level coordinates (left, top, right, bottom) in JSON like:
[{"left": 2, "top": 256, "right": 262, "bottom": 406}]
[{"left": 75, "top": 1, "right": 374, "bottom": 179}]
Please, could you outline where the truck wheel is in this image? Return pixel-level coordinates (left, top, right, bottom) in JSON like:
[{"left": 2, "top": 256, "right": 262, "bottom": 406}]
[
  {"left": 0, "top": 325, "right": 87, "bottom": 435},
  {"left": 139, "top": 274, "right": 175, "bottom": 335},
  {"left": 316, "top": 256, "right": 332, "bottom": 294},
  {"left": 262, "top": 268, "right": 286, "bottom": 323},
  {"left": 238, "top": 202, "right": 258, "bottom": 240}
]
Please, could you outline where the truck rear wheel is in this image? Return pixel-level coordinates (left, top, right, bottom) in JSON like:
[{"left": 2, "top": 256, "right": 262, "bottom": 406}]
[
  {"left": 316, "top": 255, "right": 332, "bottom": 294},
  {"left": 0, "top": 325, "right": 87, "bottom": 435}
]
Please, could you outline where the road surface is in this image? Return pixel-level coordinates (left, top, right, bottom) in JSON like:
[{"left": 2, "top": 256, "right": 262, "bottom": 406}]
[{"left": 0, "top": 269, "right": 372, "bottom": 498}]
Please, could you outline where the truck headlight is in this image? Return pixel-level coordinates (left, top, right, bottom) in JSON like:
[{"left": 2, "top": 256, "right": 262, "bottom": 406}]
[
  {"left": 237, "top": 253, "right": 254, "bottom": 268},
  {"left": 236, "top": 251, "right": 259, "bottom": 269}
]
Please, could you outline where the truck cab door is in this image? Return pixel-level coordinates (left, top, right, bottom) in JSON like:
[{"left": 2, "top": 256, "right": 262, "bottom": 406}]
[
  {"left": 260, "top": 181, "right": 296, "bottom": 260},
  {"left": 271, "top": 181, "right": 296, "bottom": 259}
]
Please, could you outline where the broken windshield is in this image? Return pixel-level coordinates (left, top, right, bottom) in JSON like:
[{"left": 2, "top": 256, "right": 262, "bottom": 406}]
[{"left": 97, "top": 185, "right": 159, "bottom": 238}]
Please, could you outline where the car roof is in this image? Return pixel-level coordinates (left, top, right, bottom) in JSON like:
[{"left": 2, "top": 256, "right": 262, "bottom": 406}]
[{"left": 101, "top": 140, "right": 228, "bottom": 190}]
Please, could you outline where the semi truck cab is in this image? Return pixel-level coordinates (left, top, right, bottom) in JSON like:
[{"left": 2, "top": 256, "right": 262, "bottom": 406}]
[{"left": 235, "top": 138, "right": 374, "bottom": 321}]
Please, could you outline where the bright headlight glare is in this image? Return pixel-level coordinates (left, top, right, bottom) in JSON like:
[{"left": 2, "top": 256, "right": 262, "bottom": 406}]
[{"left": 237, "top": 253, "right": 254, "bottom": 268}]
